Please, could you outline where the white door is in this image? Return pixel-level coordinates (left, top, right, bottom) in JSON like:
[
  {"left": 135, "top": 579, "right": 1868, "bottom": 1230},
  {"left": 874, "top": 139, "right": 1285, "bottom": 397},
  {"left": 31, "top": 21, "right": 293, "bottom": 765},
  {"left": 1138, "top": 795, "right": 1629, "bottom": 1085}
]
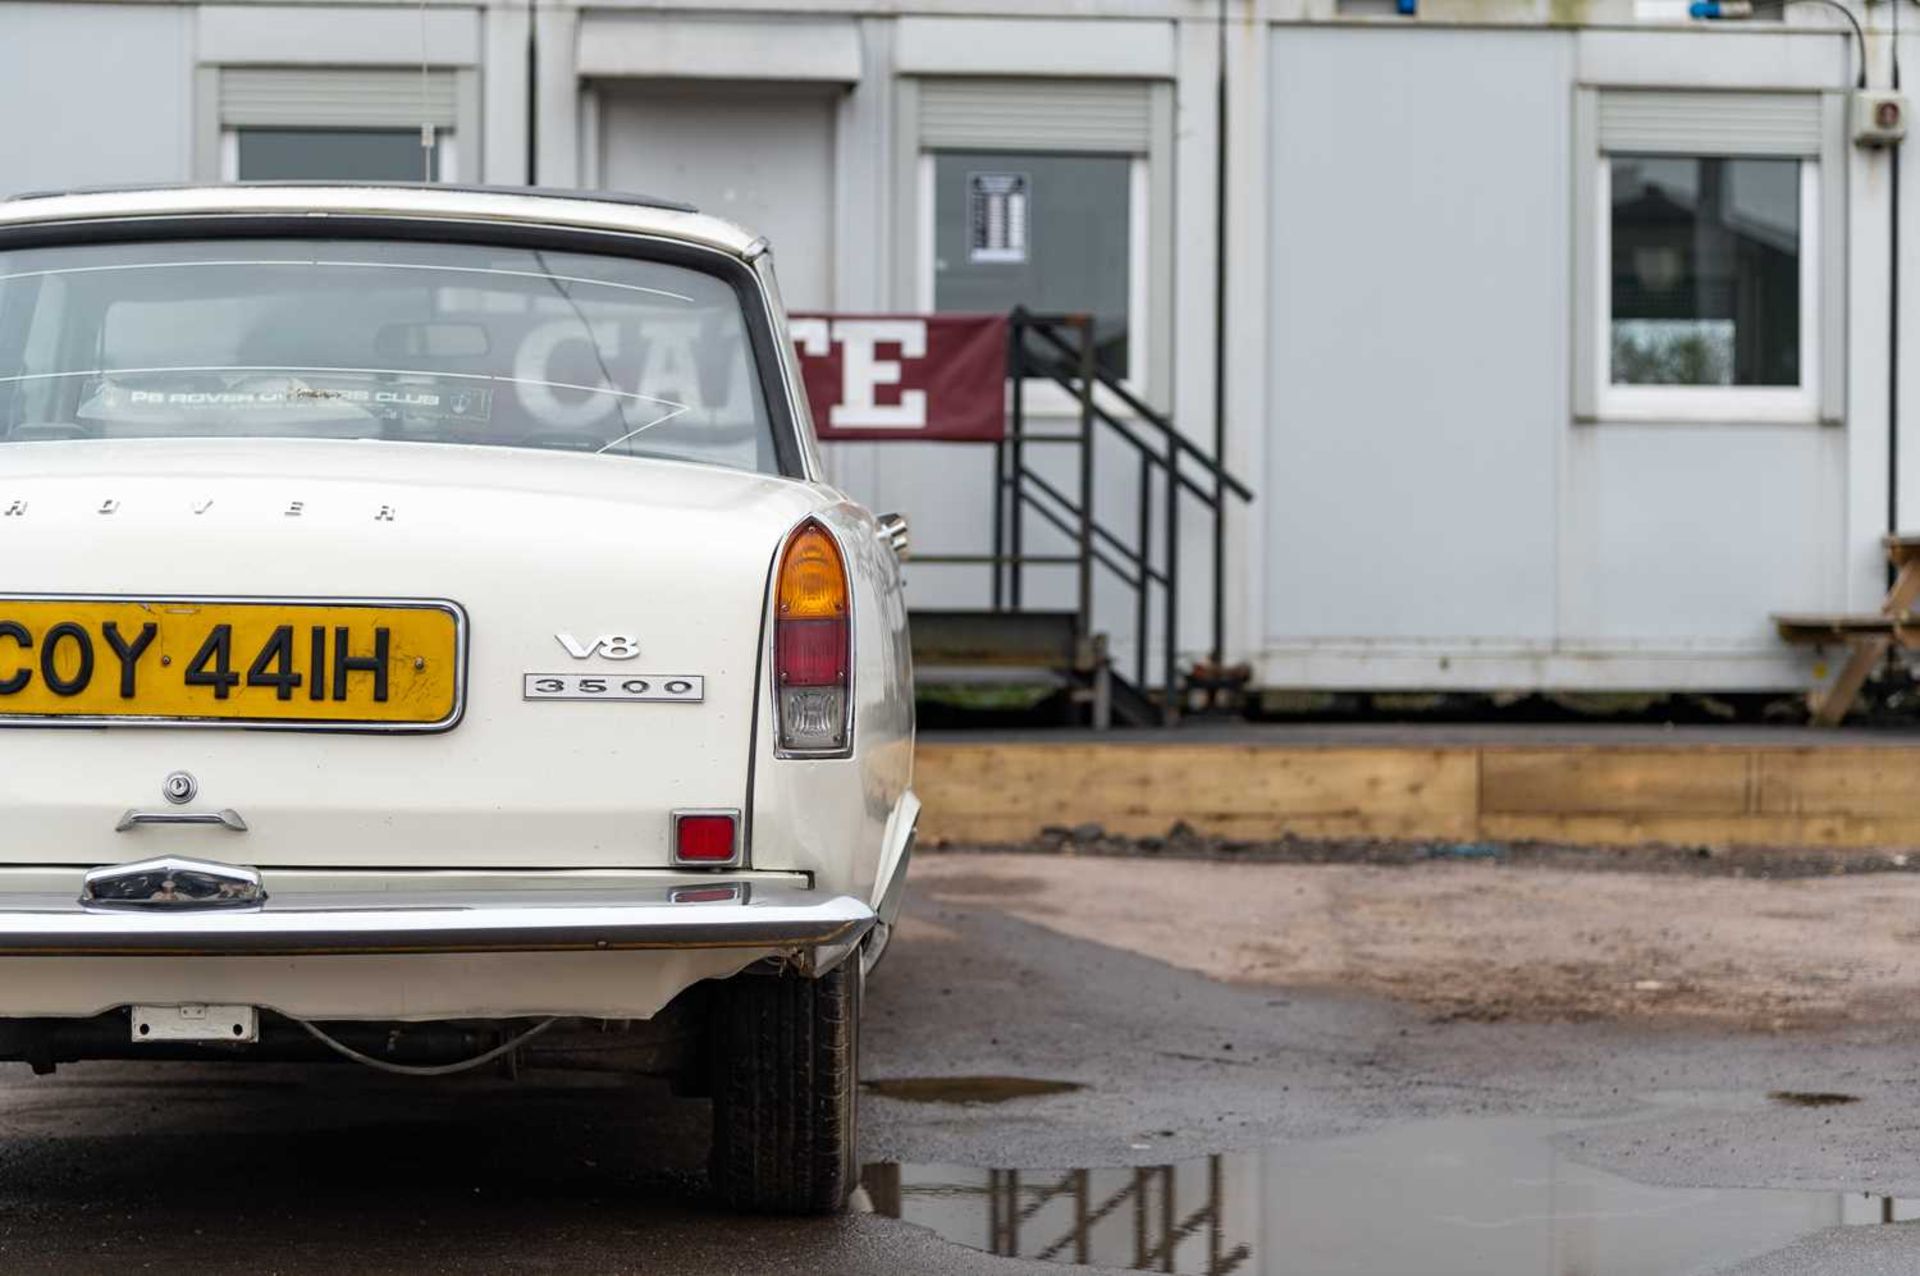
[{"left": 598, "top": 83, "right": 837, "bottom": 310}]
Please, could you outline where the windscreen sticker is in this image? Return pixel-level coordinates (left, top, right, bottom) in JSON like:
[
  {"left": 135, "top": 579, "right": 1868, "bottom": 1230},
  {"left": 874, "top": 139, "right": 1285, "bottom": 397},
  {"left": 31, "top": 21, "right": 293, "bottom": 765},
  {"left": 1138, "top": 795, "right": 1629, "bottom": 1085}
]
[{"left": 83, "top": 379, "right": 495, "bottom": 425}]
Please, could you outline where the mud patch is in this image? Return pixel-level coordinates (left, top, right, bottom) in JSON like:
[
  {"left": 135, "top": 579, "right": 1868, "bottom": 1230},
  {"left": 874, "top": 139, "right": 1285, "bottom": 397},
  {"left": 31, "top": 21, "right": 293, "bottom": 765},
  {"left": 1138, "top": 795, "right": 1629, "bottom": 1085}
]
[
  {"left": 1770, "top": 1091, "right": 1862, "bottom": 1107},
  {"left": 915, "top": 851, "right": 1920, "bottom": 1027},
  {"left": 863, "top": 1076, "right": 1083, "bottom": 1105}
]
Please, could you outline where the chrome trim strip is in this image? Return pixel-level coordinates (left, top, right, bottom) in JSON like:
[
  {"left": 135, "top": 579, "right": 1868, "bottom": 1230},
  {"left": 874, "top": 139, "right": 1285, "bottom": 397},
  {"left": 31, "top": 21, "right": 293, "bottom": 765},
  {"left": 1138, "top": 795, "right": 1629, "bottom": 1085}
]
[
  {"left": 796, "top": 927, "right": 866, "bottom": 978},
  {"left": 860, "top": 920, "right": 893, "bottom": 978},
  {"left": 876, "top": 826, "right": 916, "bottom": 926},
  {"left": 115, "top": 809, "right": 248, "bottom": 834},
  {"left": 0, "top": 881, "right": 872, "bottom": 957},
  {"left": 0, "top": 186, "right": 762, "bottom": 259},
  {"left": 877, "top": 512, "right": 911, "bottom": 559},
  {"left": 0, "top": 593, "right": 468, "bottom": 734},
  {"left": 82, "top": 855, "right": 265, "bottom": 908}
]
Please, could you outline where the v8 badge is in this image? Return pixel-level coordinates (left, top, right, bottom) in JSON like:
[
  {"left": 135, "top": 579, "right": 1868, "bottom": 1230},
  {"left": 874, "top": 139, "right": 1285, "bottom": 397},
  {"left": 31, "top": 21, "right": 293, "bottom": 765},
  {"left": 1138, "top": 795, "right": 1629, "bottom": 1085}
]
[{"left": 555, "top": 632, "right": 641, "bottom": 660}]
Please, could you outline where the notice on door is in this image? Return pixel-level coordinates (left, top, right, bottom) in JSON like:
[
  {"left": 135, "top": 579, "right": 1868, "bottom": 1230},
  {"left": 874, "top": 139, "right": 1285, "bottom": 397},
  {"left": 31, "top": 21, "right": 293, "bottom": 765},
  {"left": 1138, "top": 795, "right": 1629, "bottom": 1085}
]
[{"left": 968, "top": 173, "right": 1030, "bottom": 265}]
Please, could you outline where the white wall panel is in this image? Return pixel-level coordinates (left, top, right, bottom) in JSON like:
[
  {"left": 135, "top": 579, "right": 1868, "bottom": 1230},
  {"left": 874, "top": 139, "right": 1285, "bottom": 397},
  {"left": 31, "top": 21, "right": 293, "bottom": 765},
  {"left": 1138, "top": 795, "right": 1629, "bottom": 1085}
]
[
  {"left": 1576, "top": 28, "right": 1848, "bottom": 90},
  {"left": 895, "top": 17, "right": 1174, "bottom": 80},
  {"left": 1265, "top": 28, "right": 1571, "bottom": 646},
  {"left": 481, "top": 2, "right": 531, "bottom": 183},
  {"left": 1560, "top": 424, "right": 1844, "bottom": 643},
  {"left": 0, "top": 4, "right": 192, "bottom": 196},
  {"left": 578, "top": 14, "right": 861, "bottom": 82},
  {"left": 597, "top": 84, "right": 838, "bottom": 310},
  {"left": 198, "top": 5, "right": 478, "bottom": 66}
]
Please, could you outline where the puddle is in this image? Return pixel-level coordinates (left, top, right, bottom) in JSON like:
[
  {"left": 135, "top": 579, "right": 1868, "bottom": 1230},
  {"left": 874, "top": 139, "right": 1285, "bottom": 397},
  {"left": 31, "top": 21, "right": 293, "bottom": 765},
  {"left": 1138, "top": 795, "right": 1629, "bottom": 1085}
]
[
  {"left": 1769, "top": 1091, "right": 1861, "bottom": 1108},
  {"left": 863, "top": 1076, "right": 1084, "bottom": 1104},
  {"left": 864, "top": 1114, "right": 1911, "bottom": 1275}
]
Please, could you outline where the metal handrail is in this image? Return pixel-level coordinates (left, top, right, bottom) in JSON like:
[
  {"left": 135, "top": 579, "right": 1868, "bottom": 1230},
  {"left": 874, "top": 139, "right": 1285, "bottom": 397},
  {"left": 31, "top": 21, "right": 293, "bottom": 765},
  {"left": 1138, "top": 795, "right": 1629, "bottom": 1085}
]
[
  {"left": 1018, "top": 469, "right": 1162, "bottom": 582},
  {"left": 1027, "top": 362, "right": 1223, "bottom": 506},
  {"left": 988, "top": 309, "right": 1253, "bottom": 721},
  {"left": 1017, "top": 312, "right": 1255, "bottom": 500},
  {"left": 1016, "top": 491, "right": 1149, "bottom": 592}
]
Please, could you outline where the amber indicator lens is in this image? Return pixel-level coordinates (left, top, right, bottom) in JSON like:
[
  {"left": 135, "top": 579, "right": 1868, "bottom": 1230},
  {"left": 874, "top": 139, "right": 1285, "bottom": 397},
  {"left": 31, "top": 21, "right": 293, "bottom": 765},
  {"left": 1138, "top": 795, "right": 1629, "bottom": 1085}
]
[{"left": 777, "top": 523, "right": 849, "bottom": 619}]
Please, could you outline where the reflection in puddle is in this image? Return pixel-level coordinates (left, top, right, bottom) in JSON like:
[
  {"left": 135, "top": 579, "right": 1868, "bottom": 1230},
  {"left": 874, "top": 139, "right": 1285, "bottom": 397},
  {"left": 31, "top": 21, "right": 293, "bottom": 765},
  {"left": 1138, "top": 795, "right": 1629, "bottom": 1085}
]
[
  {"left": 864, "top": 1076, "right": 1084, "bottom": 1104},
  {"left": 865, "top": 1115, "right": 1912, "bottom": 1275}
]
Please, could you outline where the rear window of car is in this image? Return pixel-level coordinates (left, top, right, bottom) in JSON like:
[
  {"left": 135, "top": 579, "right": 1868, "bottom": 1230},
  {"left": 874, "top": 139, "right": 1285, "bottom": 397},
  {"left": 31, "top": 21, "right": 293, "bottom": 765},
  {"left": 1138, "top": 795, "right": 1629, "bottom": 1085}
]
[{"left": 0, "top": 236, "right": 781, "bottom": 474}]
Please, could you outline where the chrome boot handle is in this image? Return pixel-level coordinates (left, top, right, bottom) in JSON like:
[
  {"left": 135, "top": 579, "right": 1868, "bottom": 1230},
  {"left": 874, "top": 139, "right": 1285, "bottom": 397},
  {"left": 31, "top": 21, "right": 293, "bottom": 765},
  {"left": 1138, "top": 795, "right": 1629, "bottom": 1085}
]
[{"left": 116, "top": 809, "right": 249, "bottom": 833}]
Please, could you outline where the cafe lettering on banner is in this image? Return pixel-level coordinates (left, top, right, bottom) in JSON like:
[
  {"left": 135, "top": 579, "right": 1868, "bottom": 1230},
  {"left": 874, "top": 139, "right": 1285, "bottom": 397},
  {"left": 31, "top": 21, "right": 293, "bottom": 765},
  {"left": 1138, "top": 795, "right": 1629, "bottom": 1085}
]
[{"left": 789, "top": 314, "right": 1008, "bottom": 443}]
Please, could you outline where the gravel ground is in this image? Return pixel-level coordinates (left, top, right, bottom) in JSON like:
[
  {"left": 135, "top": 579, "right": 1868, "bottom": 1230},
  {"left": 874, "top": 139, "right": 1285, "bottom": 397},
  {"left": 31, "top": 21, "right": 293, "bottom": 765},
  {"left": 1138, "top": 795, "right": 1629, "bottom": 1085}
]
[
  {"left": 914, "top": 848, "right": 1920, "bottom": 1026},
  {"left": 941, "top": 825, "right": 1920, "bottom": 878},
  {"left": 1722, "top": 1224, "right": 1920, "bottom": 1275},
  {"left": 3, "top": 846, "right": 1920, "bottom": 1272}
]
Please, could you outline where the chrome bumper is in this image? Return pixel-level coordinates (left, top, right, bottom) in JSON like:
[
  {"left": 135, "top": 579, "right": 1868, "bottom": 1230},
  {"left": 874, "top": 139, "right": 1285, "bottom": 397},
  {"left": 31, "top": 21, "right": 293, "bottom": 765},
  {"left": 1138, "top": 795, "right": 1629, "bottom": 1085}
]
[{"left": 0, "top": 879, "right": 875, "bottom": 967}]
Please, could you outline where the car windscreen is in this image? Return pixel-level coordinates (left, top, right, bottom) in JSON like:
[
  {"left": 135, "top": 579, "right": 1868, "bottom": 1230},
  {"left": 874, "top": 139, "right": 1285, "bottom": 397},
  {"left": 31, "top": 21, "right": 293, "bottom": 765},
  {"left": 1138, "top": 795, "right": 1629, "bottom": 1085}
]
[{"left": 0, "top": 236, "right": 782, "bottom": 474}]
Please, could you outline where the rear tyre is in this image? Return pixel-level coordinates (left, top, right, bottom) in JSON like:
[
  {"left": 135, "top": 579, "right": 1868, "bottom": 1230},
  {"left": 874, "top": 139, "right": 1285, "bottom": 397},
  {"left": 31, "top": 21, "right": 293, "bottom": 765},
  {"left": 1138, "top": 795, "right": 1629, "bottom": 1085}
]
[{"left": 708, "top": 961, "right": 861, "bottom": 1214}]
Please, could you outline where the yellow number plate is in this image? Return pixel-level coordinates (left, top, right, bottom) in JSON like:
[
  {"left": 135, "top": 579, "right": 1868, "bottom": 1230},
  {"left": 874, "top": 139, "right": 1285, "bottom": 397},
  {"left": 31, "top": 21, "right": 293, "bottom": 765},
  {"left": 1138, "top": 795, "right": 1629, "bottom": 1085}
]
[{"left": 0, "top": 598, "right": 464, "bottom": 730}]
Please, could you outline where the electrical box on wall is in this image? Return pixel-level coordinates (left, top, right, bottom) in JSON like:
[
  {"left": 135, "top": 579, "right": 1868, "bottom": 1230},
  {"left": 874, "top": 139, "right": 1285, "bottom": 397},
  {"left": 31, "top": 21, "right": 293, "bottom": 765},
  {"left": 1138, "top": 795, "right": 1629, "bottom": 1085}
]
[{"left": 1854, "top": 91, "right": 1908, "bottom": 148}]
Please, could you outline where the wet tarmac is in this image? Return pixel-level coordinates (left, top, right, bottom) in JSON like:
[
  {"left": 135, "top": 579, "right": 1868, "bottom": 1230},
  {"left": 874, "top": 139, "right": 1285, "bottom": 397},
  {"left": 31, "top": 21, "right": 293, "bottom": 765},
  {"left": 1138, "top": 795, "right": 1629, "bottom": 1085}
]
[
  {"left": 4, "top": 873, "right": 1920, "bottom": 1272},
  {"left": 868, "top": 1114, "right": 1913, "bottom": 1276}
]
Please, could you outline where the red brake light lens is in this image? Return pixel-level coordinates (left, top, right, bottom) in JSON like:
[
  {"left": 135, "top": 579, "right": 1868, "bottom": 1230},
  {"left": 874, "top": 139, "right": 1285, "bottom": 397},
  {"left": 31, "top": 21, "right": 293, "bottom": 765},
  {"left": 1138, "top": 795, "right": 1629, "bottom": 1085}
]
[{"left": 776, "top": 619, "right": 846, "bottom": 686}]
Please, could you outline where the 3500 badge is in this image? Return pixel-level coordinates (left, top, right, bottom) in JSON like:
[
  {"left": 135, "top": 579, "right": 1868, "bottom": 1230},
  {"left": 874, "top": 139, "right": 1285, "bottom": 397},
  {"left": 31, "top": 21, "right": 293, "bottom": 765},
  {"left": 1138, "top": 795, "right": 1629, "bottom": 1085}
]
[{"left": 522, "top": 673, "right": 704, "bottom": 702}]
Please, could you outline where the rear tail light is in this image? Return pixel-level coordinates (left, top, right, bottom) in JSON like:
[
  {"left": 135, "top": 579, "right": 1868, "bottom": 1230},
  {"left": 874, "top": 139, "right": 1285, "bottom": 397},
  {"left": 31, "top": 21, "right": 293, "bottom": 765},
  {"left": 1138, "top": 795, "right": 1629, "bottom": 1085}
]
[
  {"left": 773, "top": 518, "right": 851, "bottom": 755},
  {"left": 673, "top": 810, "right": 740, "bottom": 865}
]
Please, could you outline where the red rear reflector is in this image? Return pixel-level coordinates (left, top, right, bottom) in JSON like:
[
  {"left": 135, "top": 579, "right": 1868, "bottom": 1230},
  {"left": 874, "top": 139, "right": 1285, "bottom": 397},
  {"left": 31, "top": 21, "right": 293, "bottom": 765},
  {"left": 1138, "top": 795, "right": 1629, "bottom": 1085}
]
[{"left": 674, "top": 813, "right": 738, "bottom": 864}]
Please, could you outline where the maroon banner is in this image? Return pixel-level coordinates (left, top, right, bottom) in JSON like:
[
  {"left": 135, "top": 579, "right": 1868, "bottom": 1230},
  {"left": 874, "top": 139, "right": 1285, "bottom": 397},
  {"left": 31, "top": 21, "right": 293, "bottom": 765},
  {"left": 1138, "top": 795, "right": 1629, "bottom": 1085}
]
[{"left": 789, "top": 314, "right": 1007, "bottom": 442}]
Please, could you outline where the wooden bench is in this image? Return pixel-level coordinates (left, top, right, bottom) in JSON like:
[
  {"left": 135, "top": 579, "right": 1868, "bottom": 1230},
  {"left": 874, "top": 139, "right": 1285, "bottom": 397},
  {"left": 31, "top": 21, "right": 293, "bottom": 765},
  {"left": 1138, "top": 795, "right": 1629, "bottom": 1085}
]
[{"left": 1773, "top": 535, "right": 1920, "bottom": 725}]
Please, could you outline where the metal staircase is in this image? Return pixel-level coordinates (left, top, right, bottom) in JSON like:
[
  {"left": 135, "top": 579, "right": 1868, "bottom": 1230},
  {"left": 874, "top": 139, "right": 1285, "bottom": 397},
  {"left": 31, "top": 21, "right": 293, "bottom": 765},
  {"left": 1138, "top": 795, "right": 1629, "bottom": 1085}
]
[{"left": 910, "top": 309, "right": 1254, "bottom": 727}]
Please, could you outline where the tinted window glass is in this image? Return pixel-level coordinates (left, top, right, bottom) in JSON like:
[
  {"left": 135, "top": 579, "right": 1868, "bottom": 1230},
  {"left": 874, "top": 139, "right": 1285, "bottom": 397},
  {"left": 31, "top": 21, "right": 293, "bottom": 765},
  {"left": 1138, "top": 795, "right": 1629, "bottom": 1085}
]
[
  {"left": 236, "top": 129, "right": 440, "bottom": 182},
  {"left": 0, "top": 237, "right": 779, "bottom": 473},
  {"left": 933, "top": 151, "right": 1132, "bottom": 379},
  {"left": 1610, "top": 155, "right": 1801, "bottom": 387}
]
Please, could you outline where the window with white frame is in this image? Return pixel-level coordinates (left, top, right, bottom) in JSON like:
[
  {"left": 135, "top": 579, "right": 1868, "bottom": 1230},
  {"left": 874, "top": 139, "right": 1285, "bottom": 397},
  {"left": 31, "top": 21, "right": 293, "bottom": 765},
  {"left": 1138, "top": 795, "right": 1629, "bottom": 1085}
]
[
  {"left": 1580, "top": 90, "right": 1842, "bottom": 423},
  {"left": 216, "top": 68, "right": 458, "bottom": 184},
  {"left": 914, "top": 78, "right": 1163, "bottom": 393}
]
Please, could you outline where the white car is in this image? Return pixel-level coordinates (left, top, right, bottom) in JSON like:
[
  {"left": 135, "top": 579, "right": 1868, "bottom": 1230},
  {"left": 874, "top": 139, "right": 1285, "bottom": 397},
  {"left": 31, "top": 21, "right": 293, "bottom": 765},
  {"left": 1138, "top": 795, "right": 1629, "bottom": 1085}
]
[{"left": 0, "top": 183, "right": 917, "bottom": 1214}]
